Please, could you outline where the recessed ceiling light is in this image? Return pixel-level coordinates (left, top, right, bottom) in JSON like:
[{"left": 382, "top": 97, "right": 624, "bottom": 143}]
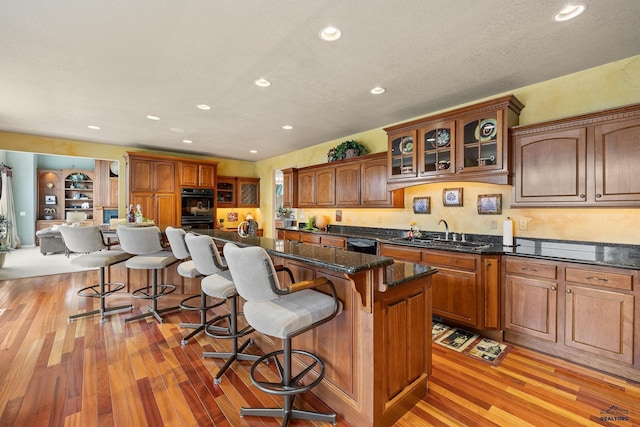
[
  {"left": 182, "top": 139, "right": 193, "bottom": 144},
  {"left": 197, "top": 104, "right": 211, "bottom": 110},
  {"left": 319, "top": 26, "right": 342, "bottom": 42},
  {"left": 146, "top": 115, "right": 160, "bottom": 121},
  {"left": 554, "top": 4, "right": 586, "bottom": 21},
  {"left": 370, "top": 86, "right": 386, "bottom": 95},
  {"left": 249, "top": 150, "right": 258, "bottom": 154},
  {"left": 87, "top": 125, "right": 100, "bottom": 130},
  {"left": 169, "top": 127, "right": 184, "bottom": 133},
  {"left": 255, "top": 78, "right": 271, "bottom": 87},
  {"left": 282, "top": 125, "right": 293, "bottom": 130}
]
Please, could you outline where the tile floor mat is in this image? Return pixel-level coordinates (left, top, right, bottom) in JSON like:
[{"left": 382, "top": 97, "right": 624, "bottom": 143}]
[{"left": 432, "top": 321, "right": 512, "bottom": 366}]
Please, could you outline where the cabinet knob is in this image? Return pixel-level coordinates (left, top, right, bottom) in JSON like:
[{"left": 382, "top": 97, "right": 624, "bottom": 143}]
[
  {"left": 579, "top": 194, "right": 586, "bottom": 199},
  {"left": 595, "top": 193, "right": 602, "bottom": 198},
  {"left": 458, "top": 166, "right": 463, "bottom": 171},
  {"left": 566, "top": 288, "right": 572, "bottom": 293},
  {"left": 551, "top": 286, "right": 557, "bottom": 291},
  {"left": 486, "top": 262, "right": 491, "bottom": 266}
]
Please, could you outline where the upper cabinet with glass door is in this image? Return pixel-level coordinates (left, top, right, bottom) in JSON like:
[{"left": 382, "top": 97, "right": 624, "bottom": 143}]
[
  {"left": 387, "top": 129, "right": 417, "bottom": 180},
  {"left": 418, "top": 121, "right": 456, "bottom": 177},
  {"left": 385, "top": 95, "right": 523, "bottom": 186}
]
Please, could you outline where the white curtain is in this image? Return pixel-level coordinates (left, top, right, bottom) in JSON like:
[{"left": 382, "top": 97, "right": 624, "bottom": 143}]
[{"left": 0, "top": 169, "right": 21, "bottom": 248}]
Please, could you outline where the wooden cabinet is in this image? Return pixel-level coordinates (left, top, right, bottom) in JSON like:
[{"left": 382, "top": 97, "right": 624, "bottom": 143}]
[
  {"left": 180, "top": 162, "right": 216, "bottom": 188},
  {"left": 216, "top": 176, "right": 260, "bottom": 208},
  {"left": 293, "top": 153, "right": 404, "bottom": 208},
  {"left": 282, "top": 230, "right": 301, "bottom": 242},
  {"left": 503, "top": 258, "right": 559, "bottom": 342},
  {"left": 385, "top": 95, "right": 523, "bottom": 186},
  {"left": 94, "top": 160, "right": 118, "bottom": 207},
  {"left": 281, "top": 168, "right": 298, "bottom": 208},
  {"left": 320, "top": 235, "right": 346, "bottom": 249},
  {"left": 511, "top": 103, "right": 640, "bottom": 207},
  {"left": 503, "top": 257, "right": 638, "bottom": 380},
  {"left": 126, "top": 152, "right": 178, "bottom": 230},
  {"left": 379, "top": 243, "right": 498, "bottom": 330}
]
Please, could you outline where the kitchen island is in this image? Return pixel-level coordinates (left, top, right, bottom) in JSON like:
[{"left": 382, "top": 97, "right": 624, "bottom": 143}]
[{"left": 202, "top": 230, "right": 437, "bottom": 427}]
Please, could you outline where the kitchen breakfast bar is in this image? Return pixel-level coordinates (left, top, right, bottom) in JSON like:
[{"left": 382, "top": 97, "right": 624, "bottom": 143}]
[{"left": 202, "top": 230, "right": 437, "bottom": 427}]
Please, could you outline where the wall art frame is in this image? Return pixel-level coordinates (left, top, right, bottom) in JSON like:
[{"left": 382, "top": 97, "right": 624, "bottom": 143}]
[
  {"left": 477, "top": 194, "right": 502, "bottom": 215},
  {"left": 443, "top": 188, "right": 463, "bottom": 207},
  {"left": 412, "top": 197, "right": 431, "bottom": 214}
]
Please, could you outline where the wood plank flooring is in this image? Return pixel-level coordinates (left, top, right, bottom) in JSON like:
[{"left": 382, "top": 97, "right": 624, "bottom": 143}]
[{"left": 1, "top": 271, "right": 639, "bottom": 426}]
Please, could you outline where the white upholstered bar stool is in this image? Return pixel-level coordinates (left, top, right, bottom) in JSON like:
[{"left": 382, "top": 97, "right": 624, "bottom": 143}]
[
  {"left": 185, "top": 233, "right": 259, "bottom": 384},
  {"left": 58, "top": 225, "right": 133, "bottom": 323},
  {"left": 165, "top": 226, "right": 227, "bottom": 344},
  {"left": 223, "top": 243, "right": 341, "bottom": 426},
  {"left": 116, "top": 225, "right": 179, "bottom": 323}
]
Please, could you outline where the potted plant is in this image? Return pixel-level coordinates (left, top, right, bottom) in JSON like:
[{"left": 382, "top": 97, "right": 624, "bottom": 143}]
[
  {"left": 331, "top": 140, "right": 366, "bottom": 161},
  {"left": 276, "top": 206, "right": 293, "bottom": 219},
  {"left": 0, "top": 214, "right": 12, "bottom": 268},
  {"left": 43, "top": 207, "right": 56, "bottom": 220}
]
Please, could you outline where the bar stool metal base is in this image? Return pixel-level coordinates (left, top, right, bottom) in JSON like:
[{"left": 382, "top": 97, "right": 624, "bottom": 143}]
[
  {"left": 125, "top": 274, "right": 179, "bottom": 324},
  {"left": 68, "top": 270, "right": 133, "bottom": 323},
  {"left": 241, "top": 345, "right": 336, "bottom": 426},
  {"left": 179, "top": 291, "right": 228, "bottom": 345}
]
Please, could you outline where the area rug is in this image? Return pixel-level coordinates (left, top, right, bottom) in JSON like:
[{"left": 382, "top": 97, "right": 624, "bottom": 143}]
[
  {"left": 0, "top": 246, "right": 91, "bottom": 281},
  {"left": 432, "top": 321, "right": 512, "bottom": 366}
]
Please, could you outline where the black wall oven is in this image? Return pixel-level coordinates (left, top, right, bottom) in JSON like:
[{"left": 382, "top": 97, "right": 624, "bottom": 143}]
[{"left": 180, "top": 188, "right": 215, "bottom": 230}]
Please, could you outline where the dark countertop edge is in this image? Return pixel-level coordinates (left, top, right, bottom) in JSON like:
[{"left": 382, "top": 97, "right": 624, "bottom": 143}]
[{"left": 384, "top": 262, "right": 438, "bottom": 287}]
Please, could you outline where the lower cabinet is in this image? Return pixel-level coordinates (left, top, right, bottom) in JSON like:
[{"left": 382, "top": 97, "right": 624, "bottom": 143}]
[
  {"left": 503, "top": 257, "right": 638, "bottom": 381},
  {"left": 379, "top": 243, "right": 499, "bottom": 331}
]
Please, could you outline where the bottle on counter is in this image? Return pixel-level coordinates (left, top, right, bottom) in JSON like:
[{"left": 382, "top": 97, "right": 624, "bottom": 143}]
[
  {"left": 128, "top": 204, "right": 135, "bottom": 223},
  {"left": 135, "top": 204, "right": 143, "bottom": 223}
]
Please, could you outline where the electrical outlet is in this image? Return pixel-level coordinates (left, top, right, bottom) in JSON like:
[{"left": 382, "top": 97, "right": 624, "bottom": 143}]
[
  {"left": 376, "top": 215, "right": 382, "bottom": 223},
  {"left": 519, "top": 219, "right": 528, "bottom": 230},
  {"left": 490, "top": 220, "right": 497, "bottom": 229}
]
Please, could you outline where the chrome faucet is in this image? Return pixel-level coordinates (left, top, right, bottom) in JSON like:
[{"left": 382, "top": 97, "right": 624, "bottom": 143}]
[{"left": 438, "top": 219, "right": 449, "bottom": 240}]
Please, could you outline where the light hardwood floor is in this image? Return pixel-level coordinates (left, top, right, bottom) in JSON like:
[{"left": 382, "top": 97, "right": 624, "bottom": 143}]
[{"left": 1, "top": 271, "right": 638, "bottom": 426}]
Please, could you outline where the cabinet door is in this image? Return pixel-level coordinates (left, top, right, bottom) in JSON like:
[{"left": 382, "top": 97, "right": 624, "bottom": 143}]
[
  {"left": 108, "top": 177, "right": 119, "bottom": 206},
  {"left": 594, "top": 117, "right": 640, "bottom": 203},
  {"left": 238, "top": 178, "right": 259, "bottom": 207},
  {"left": 198, "top": 165, "right": 216, "bottom": 187},
  {"left": 315, "top": 168, "right": 335, "bottom": 206},
  {"left": 418, "top": 121, "right": 456, "bottom": 177},
  {"left": 130, "top": 159, "right": 153, "bottom": 192},
  {"left": 482, "top": 256, "right": 501, "bottom": 329},
  {"left": 504, "top": 274, "right": 558, "bottom": 342},
  {"left": 155, "top": 193, "right": 177, "bottom": 230},
  {"left": 361, "top": 156, "right": 396, "bottom": 207},
  {"left": 424, "top": 251, "right": 479, "bottom": 327},
  {"left": 297, "top": 170, "right": 315, "bottom": 206},
  {"left": 564, "top": 284, "right": 634, "bottom": 364},
  {"left": 153, "top": 161, "right": 176, "bottom": 193},
  {"left": 457, "top": 111, "right": 504, "bottom": 172},
  {"left": 513, "top": 127, "right": 587, "bottom": 205},
  {"left": 282, "top": 169, "right": 297, "bottom": 208},
  {"left": 335, "top": 164, "right": 360, "bottom": 206},
  {"left": 181, "top": 163, "right": 199, "bottom": 187},
  {"left": 388, "top": 130, "right": 417, "bottom": 179}
]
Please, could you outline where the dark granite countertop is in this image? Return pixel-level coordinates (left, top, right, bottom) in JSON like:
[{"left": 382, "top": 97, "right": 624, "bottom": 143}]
[
  {"left": 278, "top": 225, "right": 640, "bottom": 270},
  {"left": 203, "top": 230, "right": 394, "bottom": 275}
]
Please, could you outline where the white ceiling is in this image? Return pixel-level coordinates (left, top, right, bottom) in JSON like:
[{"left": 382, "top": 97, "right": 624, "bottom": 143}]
[{"left": 1, "top": 1, "right": 639, "bottom": 161}]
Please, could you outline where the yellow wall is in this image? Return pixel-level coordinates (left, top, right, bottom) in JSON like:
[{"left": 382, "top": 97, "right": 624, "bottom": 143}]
[
  {"left": 2, "top": 55, "right": 640, "bottom": 244},
  {"left": 256, "top": 55, "right": 640, "bottom": 244}
]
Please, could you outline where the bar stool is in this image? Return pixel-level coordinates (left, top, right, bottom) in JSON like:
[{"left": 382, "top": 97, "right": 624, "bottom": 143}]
[
  {"left": 116, "top": 225, "right": 179, "bottom": 323},
  {"left": 223, "top": 242, "right": 341, "bottom": 426},
  {"left": 59, "top": 225, "right": 133, "bottom": 323},
  {"left": 165, "top": 226, "right": 226, "bottom": 345},
  {"left": 184, "top": 233, "right": 260, "bottom": 384}
]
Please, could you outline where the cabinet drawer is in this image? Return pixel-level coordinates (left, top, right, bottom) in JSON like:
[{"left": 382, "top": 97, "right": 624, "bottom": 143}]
[
  {"left": 423, "top": 251, "right": 477, "bottom": 271},
  {"left": 283, "top": 230, "right": 300, "bottom": 241},
  {"left": 379, "top": 244, "right": 422, "bottom": 263},
  {"left": 565, "top": 267, "right": 633, "bottom": 291},
  {"left": 505, "top": 258, "right": 557, "bottom": 279},
  {"left": 301, "top": 233, "right": 321, "bottom": 245},
  {"left": 321, "top": 235, "right": 345, "bottom": 249}
]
